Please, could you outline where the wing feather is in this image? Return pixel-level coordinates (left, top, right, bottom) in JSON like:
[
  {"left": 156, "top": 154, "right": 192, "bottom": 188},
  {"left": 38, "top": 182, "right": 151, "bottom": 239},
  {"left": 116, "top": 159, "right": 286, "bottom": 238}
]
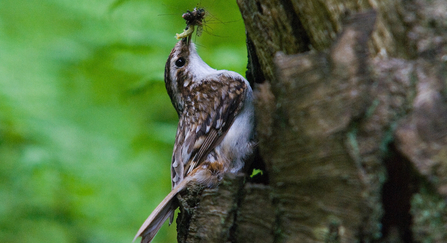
[{"left": 171, "top": 75, "right": 247, "bottom": 187}]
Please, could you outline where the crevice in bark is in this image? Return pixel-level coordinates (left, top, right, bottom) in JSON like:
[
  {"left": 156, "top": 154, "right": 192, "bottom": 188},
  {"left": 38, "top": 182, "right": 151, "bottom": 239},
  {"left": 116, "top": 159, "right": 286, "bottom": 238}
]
[
  {"left": 245, "top": 35, "right": 265, "bottom": 85},
  {"left": 228, "top": 180, "right": 246, "bottom": 242},
  {"left": 245, "top": 147, "right": 270, "bottom": 185},
  {"left": 278, "top": 0, "right": 311, "bottom": 53},
  {"left": 379, "top": 142, "right": 419, "bottom": 242},
  {"left": 255, "top": 1, "right": 263, "bottom": 14}
]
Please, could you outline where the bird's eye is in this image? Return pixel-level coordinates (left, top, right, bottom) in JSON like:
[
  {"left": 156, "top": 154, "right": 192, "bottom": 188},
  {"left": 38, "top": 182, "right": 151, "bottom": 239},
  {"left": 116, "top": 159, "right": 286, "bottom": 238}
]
[{"left": 175, "top": 57, "right": 186, "bottom": 67}]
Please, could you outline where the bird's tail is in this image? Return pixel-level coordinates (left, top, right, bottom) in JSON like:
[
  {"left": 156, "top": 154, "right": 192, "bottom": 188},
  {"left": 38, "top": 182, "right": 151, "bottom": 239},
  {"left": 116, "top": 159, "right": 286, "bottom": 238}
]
[{"left": 134, "top": 177, "right": 192, "bottom": 243}]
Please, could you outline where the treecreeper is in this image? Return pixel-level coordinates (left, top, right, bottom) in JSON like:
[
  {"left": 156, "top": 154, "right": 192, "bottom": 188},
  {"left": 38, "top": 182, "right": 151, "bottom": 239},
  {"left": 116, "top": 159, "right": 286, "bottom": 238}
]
[{"left": 134, "top": 8, "right": 255, "bottom": 243}]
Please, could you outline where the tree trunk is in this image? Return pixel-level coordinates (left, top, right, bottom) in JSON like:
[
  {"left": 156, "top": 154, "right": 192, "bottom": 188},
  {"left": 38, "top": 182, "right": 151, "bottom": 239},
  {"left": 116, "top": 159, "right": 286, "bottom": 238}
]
[{"left": 177, "top": 0, "right": 447, "bottom": 242}]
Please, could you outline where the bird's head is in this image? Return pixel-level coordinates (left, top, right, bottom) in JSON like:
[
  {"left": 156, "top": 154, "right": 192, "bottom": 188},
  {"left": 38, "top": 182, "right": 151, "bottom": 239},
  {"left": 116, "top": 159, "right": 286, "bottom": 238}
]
[{"left": 164, "top": 38, "right": 216, "bottom": 116}]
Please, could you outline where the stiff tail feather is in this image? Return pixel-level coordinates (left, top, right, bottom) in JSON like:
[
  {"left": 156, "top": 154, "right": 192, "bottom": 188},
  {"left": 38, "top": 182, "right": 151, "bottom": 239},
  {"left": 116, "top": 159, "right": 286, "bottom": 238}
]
[{"left": 134, "top": 177, "right": 192, "bottom": 243}]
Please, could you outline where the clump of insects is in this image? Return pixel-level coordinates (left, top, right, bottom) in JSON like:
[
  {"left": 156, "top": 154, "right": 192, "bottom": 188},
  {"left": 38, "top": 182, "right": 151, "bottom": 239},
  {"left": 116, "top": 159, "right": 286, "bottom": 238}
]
[{"left": 176, "top": 7, "right": 206, "bottom": 39}]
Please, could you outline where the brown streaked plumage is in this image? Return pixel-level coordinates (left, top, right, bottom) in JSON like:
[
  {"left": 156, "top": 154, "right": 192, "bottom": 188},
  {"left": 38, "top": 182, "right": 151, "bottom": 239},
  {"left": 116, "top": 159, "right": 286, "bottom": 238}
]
[{"left": 134, "top": 38, "right": 254, "bottom": 243}]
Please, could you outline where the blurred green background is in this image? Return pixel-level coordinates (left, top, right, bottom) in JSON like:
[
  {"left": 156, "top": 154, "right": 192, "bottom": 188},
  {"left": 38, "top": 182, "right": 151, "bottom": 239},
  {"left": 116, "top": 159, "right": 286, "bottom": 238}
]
[{"left": 0, "top": 0, "right": 247, "bottom": 242}]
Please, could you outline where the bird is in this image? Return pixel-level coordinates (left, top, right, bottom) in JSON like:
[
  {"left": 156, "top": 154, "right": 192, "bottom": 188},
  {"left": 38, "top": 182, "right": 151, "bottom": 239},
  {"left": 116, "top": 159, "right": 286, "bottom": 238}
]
[{"left": 133, "top": 36, "right": 255, "bottom": 243}]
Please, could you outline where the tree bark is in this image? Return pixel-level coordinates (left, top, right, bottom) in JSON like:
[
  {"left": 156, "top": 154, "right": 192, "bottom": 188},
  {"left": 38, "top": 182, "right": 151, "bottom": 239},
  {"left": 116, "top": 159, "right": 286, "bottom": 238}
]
[{"left": 177, "top": 0, "right": 447, "bottom": 242}]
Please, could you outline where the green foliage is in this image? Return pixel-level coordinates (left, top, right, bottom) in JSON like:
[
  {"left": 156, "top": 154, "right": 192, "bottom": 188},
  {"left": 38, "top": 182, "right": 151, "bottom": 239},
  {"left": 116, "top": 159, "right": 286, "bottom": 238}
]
[{"left": 0, "top": 0, "right": 247, "bottom": 242}]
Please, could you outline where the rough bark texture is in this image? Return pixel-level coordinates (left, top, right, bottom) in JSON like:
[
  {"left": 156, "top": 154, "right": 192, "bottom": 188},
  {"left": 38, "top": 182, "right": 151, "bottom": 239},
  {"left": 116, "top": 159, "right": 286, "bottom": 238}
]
[{"left": 177, "top": 0, "right": 447, "bottom": 242}]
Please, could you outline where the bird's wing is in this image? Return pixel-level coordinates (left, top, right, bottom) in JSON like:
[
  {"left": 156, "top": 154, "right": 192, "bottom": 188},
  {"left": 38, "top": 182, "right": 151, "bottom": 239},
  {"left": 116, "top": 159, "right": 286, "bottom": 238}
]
[{"left": 171, "top": 74, "right": 248, "bottom": 188}]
